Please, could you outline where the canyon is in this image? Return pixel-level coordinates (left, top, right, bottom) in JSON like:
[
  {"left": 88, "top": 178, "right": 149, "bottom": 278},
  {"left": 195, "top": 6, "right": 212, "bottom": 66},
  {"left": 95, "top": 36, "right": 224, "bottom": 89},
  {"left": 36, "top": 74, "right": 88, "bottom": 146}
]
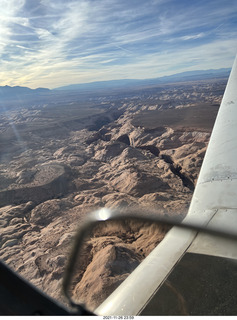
[{"left": 0, "top": 78, "right": 226, "bottom": 311}]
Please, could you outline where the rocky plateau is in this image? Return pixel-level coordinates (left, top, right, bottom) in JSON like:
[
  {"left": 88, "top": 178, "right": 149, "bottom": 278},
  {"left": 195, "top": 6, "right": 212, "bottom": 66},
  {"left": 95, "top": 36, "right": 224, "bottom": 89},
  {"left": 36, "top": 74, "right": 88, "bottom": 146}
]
[{"left": 0, "top": 78, "right": 226, "bottom": 311}]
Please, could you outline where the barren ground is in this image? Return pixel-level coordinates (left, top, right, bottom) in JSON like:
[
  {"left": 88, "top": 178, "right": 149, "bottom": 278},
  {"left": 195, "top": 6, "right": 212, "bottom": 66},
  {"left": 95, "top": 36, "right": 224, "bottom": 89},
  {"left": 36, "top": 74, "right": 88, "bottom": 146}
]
[{"left": 0, "top": 78, "right": 226, "bottom": 311}]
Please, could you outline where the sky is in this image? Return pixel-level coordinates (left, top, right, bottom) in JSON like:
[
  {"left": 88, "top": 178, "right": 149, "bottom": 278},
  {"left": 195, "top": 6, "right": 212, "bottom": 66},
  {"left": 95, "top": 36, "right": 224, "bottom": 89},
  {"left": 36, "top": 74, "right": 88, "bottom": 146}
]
[{"left": 0, "top": 0, "right": 237, "bottom": 89}]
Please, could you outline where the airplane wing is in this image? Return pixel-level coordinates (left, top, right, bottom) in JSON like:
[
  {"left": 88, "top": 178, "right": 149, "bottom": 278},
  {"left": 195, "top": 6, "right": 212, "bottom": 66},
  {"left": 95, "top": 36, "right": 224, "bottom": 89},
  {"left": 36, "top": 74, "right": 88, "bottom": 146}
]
[{"left": 96, "top": 54, "right": 237, "bottom": 315}]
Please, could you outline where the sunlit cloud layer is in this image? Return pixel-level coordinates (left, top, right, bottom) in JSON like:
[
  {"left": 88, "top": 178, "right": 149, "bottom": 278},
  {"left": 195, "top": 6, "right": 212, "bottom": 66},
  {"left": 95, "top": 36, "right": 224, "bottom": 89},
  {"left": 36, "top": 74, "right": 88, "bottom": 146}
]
[{"left": 0, "top": 0, "right": 237, "bottom": 89}]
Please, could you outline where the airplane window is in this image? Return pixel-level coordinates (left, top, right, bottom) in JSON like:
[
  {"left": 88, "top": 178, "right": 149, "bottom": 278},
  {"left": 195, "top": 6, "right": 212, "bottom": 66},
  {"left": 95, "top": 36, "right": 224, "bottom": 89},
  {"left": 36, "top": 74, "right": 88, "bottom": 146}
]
[
  {"left": 141, "top": 252, "right": 237, "bottom": 315},
  {"left": 0, "top": 0, "right": 236, "bottom": 315}
]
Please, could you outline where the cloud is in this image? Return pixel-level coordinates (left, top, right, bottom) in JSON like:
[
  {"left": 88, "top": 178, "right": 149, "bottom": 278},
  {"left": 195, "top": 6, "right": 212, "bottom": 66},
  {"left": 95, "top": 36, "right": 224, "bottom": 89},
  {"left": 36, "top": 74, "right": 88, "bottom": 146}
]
[
  {"left": 165, "top": 33, "right": 206, "bottom": 43},
  {"left": 0, "top": 0, "right": 25, "bottom": 51},
  {"left": 180, "top": 33, "right": 205, "bottom": 41},
  {"left": 0, "top": 0, "right": 237, "bottom": 88}
]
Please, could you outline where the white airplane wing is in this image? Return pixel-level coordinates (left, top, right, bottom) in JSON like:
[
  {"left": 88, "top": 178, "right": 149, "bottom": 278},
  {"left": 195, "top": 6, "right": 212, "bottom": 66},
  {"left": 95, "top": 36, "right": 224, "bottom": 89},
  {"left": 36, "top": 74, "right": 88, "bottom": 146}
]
[{"left": 96, "top": 54, "right": 237, "bottom": 315}]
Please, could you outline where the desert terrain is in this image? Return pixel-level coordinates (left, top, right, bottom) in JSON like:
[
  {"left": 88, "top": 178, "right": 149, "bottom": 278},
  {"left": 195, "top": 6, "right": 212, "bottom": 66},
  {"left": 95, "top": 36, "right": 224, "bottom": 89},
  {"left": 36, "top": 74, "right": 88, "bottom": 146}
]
[{"left": 0, "top": 78, "right": 226, "bottom": 311}]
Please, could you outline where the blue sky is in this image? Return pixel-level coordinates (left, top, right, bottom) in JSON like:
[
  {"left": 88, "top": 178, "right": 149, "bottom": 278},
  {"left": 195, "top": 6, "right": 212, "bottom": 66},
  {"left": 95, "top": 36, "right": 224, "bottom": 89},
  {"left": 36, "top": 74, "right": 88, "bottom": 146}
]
[{"left": 0, "top": 0, "right": 237, "bottom": 89}]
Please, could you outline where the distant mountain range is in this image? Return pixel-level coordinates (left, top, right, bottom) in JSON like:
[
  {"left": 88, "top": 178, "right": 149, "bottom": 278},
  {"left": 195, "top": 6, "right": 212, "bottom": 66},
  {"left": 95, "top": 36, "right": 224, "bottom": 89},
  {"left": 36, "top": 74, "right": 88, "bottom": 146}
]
[
  {"left": 0, "top": 68, "right": 230, "bottom": 101},
  {"left": 55, "top": 68, "right": 231, "bottom": 91},
  {"left": 0, "top": 85, "right": 50, "bottom": 101}
]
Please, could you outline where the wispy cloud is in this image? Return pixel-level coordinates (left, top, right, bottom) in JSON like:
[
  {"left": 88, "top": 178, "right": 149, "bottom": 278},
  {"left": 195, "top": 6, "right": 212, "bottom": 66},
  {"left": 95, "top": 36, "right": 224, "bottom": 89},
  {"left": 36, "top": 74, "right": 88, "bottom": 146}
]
[
  {"left": 0, "top": 0, "right": 236, "bottom": 88},
  {"left": 165, "top": 33, "right": 206, "bottom": 43},
  {"left": 180, "top": 33, "right": 205, "bottom": 41}
]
